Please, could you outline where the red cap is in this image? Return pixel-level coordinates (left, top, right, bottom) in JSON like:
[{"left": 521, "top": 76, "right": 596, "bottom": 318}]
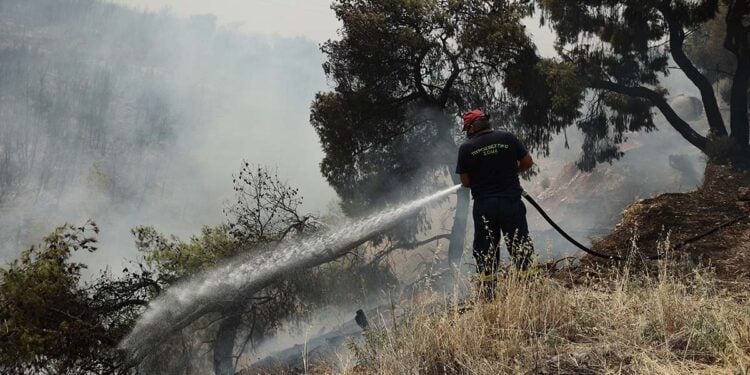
[{"left": 462, "top": 109, "right": 486, "bottom": 131}]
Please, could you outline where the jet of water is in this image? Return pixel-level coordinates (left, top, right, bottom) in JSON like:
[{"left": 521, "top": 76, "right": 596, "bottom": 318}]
[{"left": 121, "top": 184, "right": 462, "bottom": 362}]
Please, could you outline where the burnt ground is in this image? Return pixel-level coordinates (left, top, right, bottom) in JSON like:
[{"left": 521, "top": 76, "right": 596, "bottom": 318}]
[{"left": 577, "top": 163, "right": 750, "bottom": 282}]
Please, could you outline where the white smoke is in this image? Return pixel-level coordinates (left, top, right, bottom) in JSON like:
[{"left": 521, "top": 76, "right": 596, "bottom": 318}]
[{"left": 0, "top": 1, "right": 336, "bottom": 272}]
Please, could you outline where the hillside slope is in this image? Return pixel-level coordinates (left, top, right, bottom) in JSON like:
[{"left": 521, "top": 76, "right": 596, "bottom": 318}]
[{"left": 587, "top": 163, "right": 750, "bottom": 282}]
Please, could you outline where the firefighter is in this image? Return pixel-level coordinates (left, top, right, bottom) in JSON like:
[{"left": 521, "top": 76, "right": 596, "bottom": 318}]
[{"left": 455, "top": 109, "right": 535, "bottom": 283}]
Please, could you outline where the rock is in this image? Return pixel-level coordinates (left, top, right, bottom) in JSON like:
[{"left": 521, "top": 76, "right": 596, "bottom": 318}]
[
  {"left": 670, "top": 95, "right": 703, "bottom": 121},
  {"left": 355, "top": 309, "right": 369, "bottom": 330}
]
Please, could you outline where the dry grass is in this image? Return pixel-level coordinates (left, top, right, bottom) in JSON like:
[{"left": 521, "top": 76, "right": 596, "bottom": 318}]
[{"left": 340, "top": 256, "right": 750, "bottom": 374}]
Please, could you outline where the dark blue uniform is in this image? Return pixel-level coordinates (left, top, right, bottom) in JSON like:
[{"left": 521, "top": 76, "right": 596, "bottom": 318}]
[{"left": 456, "top": 129, "right": 532, "bottom": 273}]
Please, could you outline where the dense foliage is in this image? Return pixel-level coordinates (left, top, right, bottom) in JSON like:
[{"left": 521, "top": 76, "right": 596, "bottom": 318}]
[{"left": 0, "top": 222, "right": 155, "bottom": 374}]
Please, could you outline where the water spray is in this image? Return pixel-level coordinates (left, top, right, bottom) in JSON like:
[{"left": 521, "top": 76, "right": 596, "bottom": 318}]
[{"left": 121, "top": 184, "right": 461, "bottom": 363}]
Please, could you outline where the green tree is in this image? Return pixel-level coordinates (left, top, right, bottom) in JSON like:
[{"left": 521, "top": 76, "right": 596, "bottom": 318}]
[
  {"left": 0, "top": 222, "right": 157, "bottom": 374},
  {"left": 130, "top": 164, "right": 320, "bottom": 375},
  {"left": 132, "top": 225, "right": 310, "bottom": 375},
  {"left": 311, "top": 0, "right": 578, "bottom": 264},
  {"left": 538, "top": 0, "right": 750, "bottom": 168},
  {"left": 129, "top": 164, "right": 396, "bottom": 375},
  {"left": 133, "top": 225, "right": 394, "bottom": 375}
]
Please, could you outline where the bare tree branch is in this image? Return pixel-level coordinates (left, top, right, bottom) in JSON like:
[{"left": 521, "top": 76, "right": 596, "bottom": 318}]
[{"left": 589, "top": 79, "right": 708, "bottom": 151}]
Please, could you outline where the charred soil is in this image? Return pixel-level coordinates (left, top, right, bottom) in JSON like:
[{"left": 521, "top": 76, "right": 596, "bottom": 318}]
[{"left": 582, "top": 163, "right": 750, "bottom": 282}]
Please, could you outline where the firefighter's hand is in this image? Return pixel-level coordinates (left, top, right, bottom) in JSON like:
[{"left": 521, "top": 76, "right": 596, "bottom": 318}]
[{"left": 460, "top": 173, "right": 470, "bottom": 187}]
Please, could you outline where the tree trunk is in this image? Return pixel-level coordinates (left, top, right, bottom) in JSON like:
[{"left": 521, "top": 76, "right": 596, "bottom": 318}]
[
  {"left": 726, "top": 0, "right": 750, "bottom": 154},
  {"left": 662, "top": 7, "right": 728, "bottom": 138},
  {"left": 433, "top": 107, "right": 469, "bottom": 267},
  {"left": 448, "top": 169, "right": 470, "bottom": 266},
  {"left": 729, "top": 56, "right": 749, "bottom": 151},
  {"left": 213, "top": 309, "right": 241, "bottom": 375}
]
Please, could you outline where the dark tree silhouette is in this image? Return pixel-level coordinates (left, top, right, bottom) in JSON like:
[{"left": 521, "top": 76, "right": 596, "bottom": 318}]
[{"left": 538, "top": 0, "right": 750, "bottom": 168}]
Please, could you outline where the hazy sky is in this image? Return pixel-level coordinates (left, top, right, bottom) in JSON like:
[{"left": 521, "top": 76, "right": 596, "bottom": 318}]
[
  {"left": 110, "top": 1, "right": 556, "bottom": 54},
  {"left": 111, "top": 0, "right": 340, "bottom": 42}
]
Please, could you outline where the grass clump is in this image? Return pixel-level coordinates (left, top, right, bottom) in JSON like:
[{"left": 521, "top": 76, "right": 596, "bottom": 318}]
[{"left": 344, "top": 258, "right": 750, "bottom": 374}]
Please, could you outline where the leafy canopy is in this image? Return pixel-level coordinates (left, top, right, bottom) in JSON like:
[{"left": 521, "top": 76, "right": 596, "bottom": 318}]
[{"left": 312, "top": 0, "right": 579, "bottom": 215}]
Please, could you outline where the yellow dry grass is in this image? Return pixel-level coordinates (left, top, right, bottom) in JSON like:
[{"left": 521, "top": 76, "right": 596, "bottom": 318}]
[{"left": 339, "top": 257, "right": 750, "bottom": 374}]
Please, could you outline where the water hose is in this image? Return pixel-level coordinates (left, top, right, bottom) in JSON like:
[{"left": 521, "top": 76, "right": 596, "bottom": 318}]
[
  {"left": 521, "top": 191, "right": 625, "bottom": 261},
  {"left": 521, "top": 190, "right": 750, "bottom": 261},
  {"left": 673, "top": 213, "right": 750, "bottom": 250}
]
